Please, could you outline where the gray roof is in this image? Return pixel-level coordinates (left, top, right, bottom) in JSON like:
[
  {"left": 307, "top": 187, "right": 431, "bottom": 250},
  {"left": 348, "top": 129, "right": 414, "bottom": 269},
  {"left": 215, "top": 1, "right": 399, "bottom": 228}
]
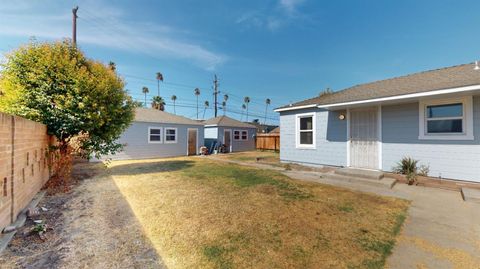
[
  {"left": 203, "top": 116, "right": 257, "bottom": 128},
  {"left": 278, "top": 62, "right": 480, "bottom": 109},
  {"left": 134, "top": 108, "right": 203, "bottom": 125},
  {"left": 270, "top": 126, "right": 280, "bottom": 133}
]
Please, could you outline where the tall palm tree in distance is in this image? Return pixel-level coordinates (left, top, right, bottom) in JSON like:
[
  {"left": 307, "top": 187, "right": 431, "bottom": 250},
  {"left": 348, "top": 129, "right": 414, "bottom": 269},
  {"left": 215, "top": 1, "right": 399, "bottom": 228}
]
[
  {"left": 194, "top": 88, "right": 201, "bottom": 119},
  {"left": 244, "top": 96, "right": 250, "bottom": 122},
  {"left": 222, "top": 101, "right": 227, "bottom": 115},
  {"left": 223, "top": 94, "right": 229, "bottom": 115},
  {"left": 171, "top": 95, "right": 177, "bottom": 114},
  {"left": 108, "top": 61, "right": 116, "bottom": 71},
  {"left": 241, "top": 104, "right": 247, "bottom": 121},
  {"left": 203, "top": 101, "right": 209, "bottom": 119},
  {"left": 264, "top": 98, "right": 271, "bottom": 124},
  {"left": 151, "top": 96, "right": 166, "bottom": 111},
  {"left": 156, "top": 72, "right": 163, "bottom": 96},
  {"left": 142, "top": 86, "right": 149, "bottom": 107}
]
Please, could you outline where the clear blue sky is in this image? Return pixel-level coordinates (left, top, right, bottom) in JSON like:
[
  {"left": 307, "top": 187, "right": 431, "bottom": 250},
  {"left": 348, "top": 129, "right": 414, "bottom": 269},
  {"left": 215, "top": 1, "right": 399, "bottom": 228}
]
[{"left": 1, "top": 0, "right": 480, "bottom": 124}]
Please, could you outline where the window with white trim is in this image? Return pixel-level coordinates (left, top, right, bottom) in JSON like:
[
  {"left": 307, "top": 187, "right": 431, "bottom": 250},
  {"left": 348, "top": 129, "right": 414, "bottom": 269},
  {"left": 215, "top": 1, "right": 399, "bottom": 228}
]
[
  {"left": 233, "top": 130, "right": 240, "bottom": 140},
  {"left": 419, "top": 96, "right": 474, "bottom": 140},
  {"left": 241, "top": 130, "right": 248, "bottom": 140},
  {"left": 165, "top": 128, "right": 177, "bottom": 143},
  {"left": 148, "top": 127, "right": 162, "bottom": 143},
  {"left": 296, "top": 113, "right": 316, "bottom": 148},
  {"left": 233, "top": 130, "right": 248, "bottom": 141}
]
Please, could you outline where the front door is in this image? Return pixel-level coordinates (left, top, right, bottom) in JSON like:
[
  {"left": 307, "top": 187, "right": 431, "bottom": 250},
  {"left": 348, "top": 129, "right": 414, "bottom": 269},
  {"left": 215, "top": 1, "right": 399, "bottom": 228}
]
[
  {"left": 224, "top": 129, "right": 231, "bottom": 153},
  {"left": 349, "top": 107, "right": 379, "bottom": 169},
  {"left": 188, "top": 129, "right": 197, "bottom": 155}
]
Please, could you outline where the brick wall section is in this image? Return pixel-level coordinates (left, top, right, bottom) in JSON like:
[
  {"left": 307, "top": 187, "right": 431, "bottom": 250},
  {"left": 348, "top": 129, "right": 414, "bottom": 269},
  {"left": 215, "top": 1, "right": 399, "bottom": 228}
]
[
  {"left": 0, "top": 113, "right": 13, "bottom": 230},
  {"left": 0, "top": 112, "right": 52, "bottom": 230}
]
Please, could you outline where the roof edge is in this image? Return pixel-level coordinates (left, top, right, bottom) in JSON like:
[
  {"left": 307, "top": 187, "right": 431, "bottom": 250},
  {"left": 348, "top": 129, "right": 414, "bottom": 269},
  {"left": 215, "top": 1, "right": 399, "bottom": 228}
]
[
  {"left": 316, "top": 83, "right": 480, "bottom": 109},
  {"left": 274, "top": 104, "right": 318, "bottom": 112}
]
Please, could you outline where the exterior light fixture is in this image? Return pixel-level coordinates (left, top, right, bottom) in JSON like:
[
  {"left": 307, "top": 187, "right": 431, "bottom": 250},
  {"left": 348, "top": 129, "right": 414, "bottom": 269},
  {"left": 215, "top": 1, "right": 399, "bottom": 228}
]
[{"left": 339, "top": 114, "right": 346, "bottom": 120}]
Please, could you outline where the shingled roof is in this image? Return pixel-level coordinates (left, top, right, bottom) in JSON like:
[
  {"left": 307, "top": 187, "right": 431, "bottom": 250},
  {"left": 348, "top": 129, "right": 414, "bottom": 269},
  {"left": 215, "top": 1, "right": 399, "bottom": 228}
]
[
  {"left": 277, "top": 62, "right": 480, "bottom": 110},
  {"left": 134, "top": 108, "right": 203, "bottom": 125},
  {"left": 203, "top": 116, "right": 257, "bottom": 128}
]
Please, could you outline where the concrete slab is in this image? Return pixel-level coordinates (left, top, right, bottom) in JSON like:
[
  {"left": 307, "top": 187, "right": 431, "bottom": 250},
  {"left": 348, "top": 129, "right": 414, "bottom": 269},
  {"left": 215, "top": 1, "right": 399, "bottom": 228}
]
[
  {"left": 323, "top": 172, "right": 396, "bottom": 189},
  {"left": 335, "top": 167, "right": 384, "bottom": 180},
  {"left": 461, "top": 187, "right": 480, "bottom": 203}
]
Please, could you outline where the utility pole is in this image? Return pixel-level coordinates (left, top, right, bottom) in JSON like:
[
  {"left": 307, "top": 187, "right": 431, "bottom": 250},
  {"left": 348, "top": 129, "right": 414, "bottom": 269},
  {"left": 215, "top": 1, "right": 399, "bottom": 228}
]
[
  {"left": 72, "top": 6, "right": 79, "bottom": 46},
  {"left": 213, "top": 74, "right": 219, "bottom": 117}
]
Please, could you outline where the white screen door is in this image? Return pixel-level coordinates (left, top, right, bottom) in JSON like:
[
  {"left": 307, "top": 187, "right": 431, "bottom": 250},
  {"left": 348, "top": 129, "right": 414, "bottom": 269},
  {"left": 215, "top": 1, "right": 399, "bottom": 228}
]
[{"left": 350, "top": 107, "right": 379, "bottom": 169}]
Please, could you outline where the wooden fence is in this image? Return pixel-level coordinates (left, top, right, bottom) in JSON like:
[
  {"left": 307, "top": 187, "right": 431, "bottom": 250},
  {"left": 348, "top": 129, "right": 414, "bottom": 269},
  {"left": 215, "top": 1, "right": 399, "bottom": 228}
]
[{"left": 255, "top": 134, "right": 280, "bottom": 151}]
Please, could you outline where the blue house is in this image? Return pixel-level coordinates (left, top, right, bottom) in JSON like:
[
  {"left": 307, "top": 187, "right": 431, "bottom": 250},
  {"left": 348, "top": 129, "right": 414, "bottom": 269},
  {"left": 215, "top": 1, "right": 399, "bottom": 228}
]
[
  {"left": 203, "top": 116, "right": 257, "bottom": 153},
  {"left": 275, "top": 62, "right": 480, "bottom": 183},
  {"left": 104, "top": 108, "right": 204, "bottom": 160}
]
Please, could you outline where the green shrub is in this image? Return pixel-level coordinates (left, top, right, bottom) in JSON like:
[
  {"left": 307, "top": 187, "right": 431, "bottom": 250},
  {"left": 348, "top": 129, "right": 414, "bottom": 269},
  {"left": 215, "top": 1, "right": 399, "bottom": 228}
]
[
  {"left": 393, "top": 157, "right": 418, "bottom": 175},
  {"left": 394, "top": 157, "right": 424, "bottom": 185},
  {"left": 418, "top": 165, "right": 430, "bottom": 177}
]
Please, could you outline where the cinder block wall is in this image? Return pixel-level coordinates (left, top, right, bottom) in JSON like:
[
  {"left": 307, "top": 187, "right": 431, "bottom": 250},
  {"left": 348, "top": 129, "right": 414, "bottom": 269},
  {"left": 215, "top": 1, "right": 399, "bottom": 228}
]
[{"left": 0, "top": 112, "right": 52, "bottom": 230}]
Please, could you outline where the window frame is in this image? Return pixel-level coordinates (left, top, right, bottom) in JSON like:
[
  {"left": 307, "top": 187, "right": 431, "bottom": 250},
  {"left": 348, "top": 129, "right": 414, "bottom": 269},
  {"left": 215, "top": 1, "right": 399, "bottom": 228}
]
[
  {"left": 233, "top": 130, "right": 241, "bottom": 141},
  {"left": 418, "top": 96, "right": 474, "bottom": 140},
  {"left": 148, "top": 127, "right": 163, "bottom": 143},
  {"left": 164, "top": 127, "right": 178, "bottom": 144},
  {"left": 295, "top": 112, "right": 316, "bottom": 149},
  {"left": 233, "top": 129, "right": 248, "bottom": 141},
  {"left": 241, "top": 130, "right": 248, "bottom": 141}
]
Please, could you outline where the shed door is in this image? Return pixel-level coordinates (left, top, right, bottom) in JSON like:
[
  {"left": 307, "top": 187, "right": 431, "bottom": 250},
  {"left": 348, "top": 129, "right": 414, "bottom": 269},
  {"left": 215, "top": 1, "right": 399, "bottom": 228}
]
[
  {"left": 350, "top": 107, "right": 379, "bottom": 169},
  {"left": 224, "top": 130, "right": 231, "bottom": 153},
  {"left": 188, "top": 129, "right": 197, "bottom": 155}
]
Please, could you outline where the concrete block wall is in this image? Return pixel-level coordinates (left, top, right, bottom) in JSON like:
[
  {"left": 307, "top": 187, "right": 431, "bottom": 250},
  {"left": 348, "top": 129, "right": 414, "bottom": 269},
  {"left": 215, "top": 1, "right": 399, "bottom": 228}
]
[{"left": 0, "top": 112, "right": 52, "bottom": 230}]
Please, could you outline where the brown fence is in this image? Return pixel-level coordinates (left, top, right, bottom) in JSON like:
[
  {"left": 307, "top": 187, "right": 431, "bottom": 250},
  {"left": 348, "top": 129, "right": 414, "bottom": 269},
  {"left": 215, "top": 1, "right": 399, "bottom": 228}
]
[
  {"left": 0, "top": 112, "right": 54, "bottom": 231},
  {"left": 255, "top": 133, "right": 280, "bottom": 151}
]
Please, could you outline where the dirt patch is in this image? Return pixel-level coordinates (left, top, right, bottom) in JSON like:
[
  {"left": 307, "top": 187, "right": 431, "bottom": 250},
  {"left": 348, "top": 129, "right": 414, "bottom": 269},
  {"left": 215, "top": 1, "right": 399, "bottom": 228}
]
[{"left": 0, "top": 162, "right": 164, "bottom": 269}]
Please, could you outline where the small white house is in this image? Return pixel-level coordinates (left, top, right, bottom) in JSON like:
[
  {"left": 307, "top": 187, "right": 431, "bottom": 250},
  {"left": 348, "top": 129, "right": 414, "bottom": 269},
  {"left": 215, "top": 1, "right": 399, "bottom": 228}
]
[
  {"left": 106, "top": 108, "right": 204, "bottom": 160},
  {"left": 203, "top": 116, "right": 257, "bottom": 152}
]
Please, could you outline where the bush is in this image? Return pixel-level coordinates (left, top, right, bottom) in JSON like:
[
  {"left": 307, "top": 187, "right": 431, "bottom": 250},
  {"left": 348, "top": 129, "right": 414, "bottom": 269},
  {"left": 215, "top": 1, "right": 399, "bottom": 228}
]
[
  {"left": 394, "top": 157, "right": 423, "bottom": 185},
  {"left": 418, "top": 165, "right": 430, "bottom": 177},
  {"left": 393, "top": 157, "right": 418, "bottom": 175}
]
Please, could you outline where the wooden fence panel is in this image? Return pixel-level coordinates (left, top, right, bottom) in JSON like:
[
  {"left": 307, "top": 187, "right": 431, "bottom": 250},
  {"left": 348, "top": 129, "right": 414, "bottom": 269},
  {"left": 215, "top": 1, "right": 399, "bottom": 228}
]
[{"left": 255, "top": 134, "right": 280, "bottom": 151}]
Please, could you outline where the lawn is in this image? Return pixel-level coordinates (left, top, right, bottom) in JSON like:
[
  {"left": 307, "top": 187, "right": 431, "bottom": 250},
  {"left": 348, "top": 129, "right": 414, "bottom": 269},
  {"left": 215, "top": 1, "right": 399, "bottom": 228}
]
[
  {"left": 107, "top": 157, "right": 409, "bottom": 269},
  {"left": 216, "top": 150, "right": 282, "bottom": 165}
]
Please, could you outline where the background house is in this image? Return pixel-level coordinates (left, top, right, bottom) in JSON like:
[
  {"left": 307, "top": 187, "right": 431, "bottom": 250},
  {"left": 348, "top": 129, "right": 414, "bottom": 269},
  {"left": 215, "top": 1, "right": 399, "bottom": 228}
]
[
  {"left": 275, "top": 62, "right": 480, "bottom": 183},
  {"left": 204, "top": 116, "right": 257, "bottom": 152},
  {"left": 104, "top": 108, "right": 204, "bottom": 160},
  {"left": 248, "top": 119, "right": 278, "bottom": 133}
]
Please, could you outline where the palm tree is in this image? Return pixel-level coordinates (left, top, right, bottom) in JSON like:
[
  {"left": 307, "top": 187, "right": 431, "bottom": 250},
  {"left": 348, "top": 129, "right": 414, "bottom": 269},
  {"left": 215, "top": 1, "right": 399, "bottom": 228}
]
[
  {"left": 223, "top": 94, "right": 229, "bottom": 115},
  {"left": 203, "top": 101, "right": 209, "bottom": 119},
  {"left": 264, "top": 98, "right": 271, "bottom": 124},
  {"left": 108, "top": 61, "right": 116, "bottom": 71},
  {"left": 151, "top": 96, "right": 166, "bottom": 111},
  {"left": 156, "top": 72, "right": 163, "bottom": 96},
  {"left": 171, "top": 95, "right": 177, "bottom": 114},
  {"left": 221, "top": 101, "right": 227, "bottom": 115},
  {"left": 194, "top": 88, "right": 201, "bottom": 119},
  {"left": 142, "top": 86, "right": 149, "bottom": 107},
  {"left": 241, "top": 104, "right": 247, "bottom": 121},
  {"left": 244, "top": 96, "right": 250, "bottom": 122}
]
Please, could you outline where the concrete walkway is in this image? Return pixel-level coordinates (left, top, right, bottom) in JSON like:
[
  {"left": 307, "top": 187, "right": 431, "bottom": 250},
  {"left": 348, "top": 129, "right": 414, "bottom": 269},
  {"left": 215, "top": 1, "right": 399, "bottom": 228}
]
[{"left": 209, "top": 156, "right": 480, "bottom": 269}]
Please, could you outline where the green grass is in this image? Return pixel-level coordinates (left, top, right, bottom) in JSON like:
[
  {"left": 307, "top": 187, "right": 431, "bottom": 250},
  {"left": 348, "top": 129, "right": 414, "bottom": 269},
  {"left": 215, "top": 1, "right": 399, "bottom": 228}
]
[
  {"left": 181, "top": 162, "right": 312, "bottom": 200},
  {"left": 355, "top": 211, "right": 408, "bottom": 269}
]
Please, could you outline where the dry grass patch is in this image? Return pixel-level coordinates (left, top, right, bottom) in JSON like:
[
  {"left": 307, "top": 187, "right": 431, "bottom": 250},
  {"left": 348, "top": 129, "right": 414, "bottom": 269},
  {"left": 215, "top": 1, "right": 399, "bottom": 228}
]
[
  {"left": 107, "top": 157, "right": 409, "bottom": 269},
  {"left": 217, "top": 151, "right": 280, "bottom": 165}
]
